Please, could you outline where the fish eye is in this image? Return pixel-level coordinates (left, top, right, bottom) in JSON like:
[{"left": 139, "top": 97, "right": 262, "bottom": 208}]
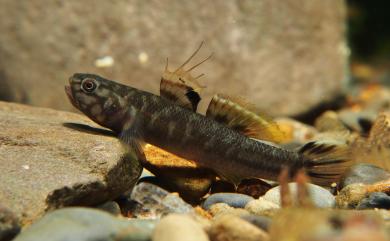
[{"left": 81, "top": 78, "right": 98, "bottom": 93}]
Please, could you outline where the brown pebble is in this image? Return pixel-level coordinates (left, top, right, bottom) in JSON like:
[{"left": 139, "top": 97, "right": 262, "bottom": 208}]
[{"left": 208, "top": 214, "right": 269, "bottom": 241}]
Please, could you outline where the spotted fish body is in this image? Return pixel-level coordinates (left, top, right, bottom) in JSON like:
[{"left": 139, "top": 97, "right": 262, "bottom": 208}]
[{"left": 66, "top": 73, "right": 349, "bottom": 186}]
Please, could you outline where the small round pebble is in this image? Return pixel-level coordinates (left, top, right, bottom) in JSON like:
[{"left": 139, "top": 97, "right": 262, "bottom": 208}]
[
  {"left": 245, "top": 198, "right": 280, "bottom": 217},
  {"left": 208, "top": 203, "right": 250, "bottom": 217},
  {"left": 357, "top": 192, "right": 390, "bottom": 210},
  {"left": 203, "top": 193, "right": 254, "bottom": 210},
  {"left": 263, "top": 183, "right": 335, "bottom": 208},
  {"left": 335, "top": 183, "right": 367, "bottom": 208},
  {"left": 96, "top": 201, "right": 121, "bottom": 216},
  {"left": 208, "top": 214, "right": 269, "bottom": 241},
  {"left": 152, "top": 214, "right": 209, "bottom": 241},
  {"left": 240, "top": 214, "right": 272, "bottom": 231}
]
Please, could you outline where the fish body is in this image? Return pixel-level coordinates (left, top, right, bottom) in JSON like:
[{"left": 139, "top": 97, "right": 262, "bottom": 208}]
[{"left": 65, "top": 73, "right": 349, "bottom": 186}]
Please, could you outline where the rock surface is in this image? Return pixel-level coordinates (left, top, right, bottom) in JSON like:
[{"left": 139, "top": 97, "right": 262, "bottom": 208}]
[
  {"left": 152, "top": 214, "right": 209, "bottom": 241},
  {"left": 0, "top": 0, "right": 347, "bottom": 116},
  {"left": 13, "top": 208, "right": 156, "bottom": 241},
  {"left": 0, "top": 101, "right": 142, "bottom": 225}
]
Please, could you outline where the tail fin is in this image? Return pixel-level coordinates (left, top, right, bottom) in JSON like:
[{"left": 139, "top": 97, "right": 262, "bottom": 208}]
[{"left": 299, "top": 141, "right": 352, "bottom": 186}]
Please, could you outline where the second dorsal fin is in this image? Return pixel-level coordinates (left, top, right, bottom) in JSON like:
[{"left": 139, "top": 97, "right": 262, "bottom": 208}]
[
  {"left": 206, "top": 94, "right": 286, "bottom": 143},
  {"left": 160, "top": 42, "right": 211, "bottom": 112}
]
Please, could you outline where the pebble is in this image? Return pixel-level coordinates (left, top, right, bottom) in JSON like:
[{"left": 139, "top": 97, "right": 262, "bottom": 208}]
[
  {"left": 125, "top": 182, "right": 193, "bottom": 219},
  {"left": 152, "top": 214, "right": 209, "bottom": 241},
  {"left": 142, "top": 144, "right": 215, "bottom": 201},
  {"left": 335, "top": 183, "right": 368, "bottom": 208},
  {"left": 202, "top": 193, "right": 254, "bottom": 210},
  {"left": 208, "top": 214, "right": 269, "bottom": 241},
  {"left": 236, "top": 178, "right": 272, "bottom": 198},
  {"left": 0, "top": 205, "right": 20, "bottom": 241},
  {"left": 263, "top": 183, "right": 335, "bottom": 208},
  {"left": 245, "top": 198, "right": 280, "bottom": 217},
  {"left": 357, "top": 192, "right": 390, "bottom": 210},
  {"left": 340, "top": 164, "right": 390, "bottom": 189},
  {"left": 338, "top": 110, "right": 376, "bottom": 133},
  {"left": 208, "top": 203, "right": 249, "bottom": 217},
  {"left": 96, "top": 201, "right": 121, "bottom": 216},
  {"left": 240, "top": 214, "right": 272, "bottom": 231},
  {"left": 13, "top": 208, "right": 156, "bottom": 241}
]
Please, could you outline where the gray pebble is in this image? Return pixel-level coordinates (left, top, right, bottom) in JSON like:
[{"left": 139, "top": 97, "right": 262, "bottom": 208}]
[
  {"left": 126, "top": 182, "right": 193, "bottom": 219},
  {"left": 203, "top": 193, "right": 255, "bottom": 210},
  {"left": 357, "top": 192, "right": 390, "bottom": 210},
  {"left": 13, "top": 207, "right": 156, "bottom": 241},
  {"left": 96, "top": 201, "right": 121, "bottom": 216},
  {"left": 341, "top": 164, "right": 390, "bottom": 189},
  {"left": 240, "top": 214, "right": 272, "bottom": 231}
]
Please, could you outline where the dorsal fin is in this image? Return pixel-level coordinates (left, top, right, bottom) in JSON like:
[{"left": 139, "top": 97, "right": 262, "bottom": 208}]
[
  {"left": 206, "top": 93, "right": 286, "bottom": 143},
  {"left": 160, "top": 42, "right": 211, "bottom": 112}
]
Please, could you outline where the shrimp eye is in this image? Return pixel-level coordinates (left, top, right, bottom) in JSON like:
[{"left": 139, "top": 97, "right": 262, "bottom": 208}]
[{"left": 81, "top": 78, "right": 98, "bottom": 93}]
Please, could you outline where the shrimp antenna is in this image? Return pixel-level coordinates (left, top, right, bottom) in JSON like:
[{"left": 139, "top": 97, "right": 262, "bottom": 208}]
[
  {"left": 186, "top": 52, "right": 213, "bottom": 72},
  {"left": 195, "top": 73, "right": 205, "bottom": 79},
  {"left": 175, "top": 41, "right": 204, "bottom": 72},
  {"left": 165, "top": 57, "right": 169, "bottom": 71}
]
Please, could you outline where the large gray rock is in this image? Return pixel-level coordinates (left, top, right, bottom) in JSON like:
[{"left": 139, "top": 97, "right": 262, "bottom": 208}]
[
  {"left": 0, "top": 101, "right": 142, "bottom": 225},
  {"left": 0, "top": 0, "right": 347, "bottom": 116}
]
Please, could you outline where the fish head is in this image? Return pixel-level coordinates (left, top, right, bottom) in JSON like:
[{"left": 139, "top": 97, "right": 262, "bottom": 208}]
[{"left": 65, "top": 73, "right": 129, "bottom": 132}]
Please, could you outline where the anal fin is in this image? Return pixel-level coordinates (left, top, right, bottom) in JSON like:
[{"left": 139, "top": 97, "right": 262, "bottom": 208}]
[{"left": 206, "top": 94, "right": 286, "bottom": 143}]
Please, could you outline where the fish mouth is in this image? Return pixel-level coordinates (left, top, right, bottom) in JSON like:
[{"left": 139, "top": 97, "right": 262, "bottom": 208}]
[{"left": 65, "top": 84, "right": 79, "bottom": 109}]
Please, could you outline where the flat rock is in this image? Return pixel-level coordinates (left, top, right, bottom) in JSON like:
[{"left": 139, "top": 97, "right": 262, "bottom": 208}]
[
  {"left": 0, "top": 0, "right": 347, "bottom": 116},
  {"left": 13, "top": 208, "right": 156, "bottom": 241},
  {"left": 0, "top": 101, "right": 142, "bottom": 225}
]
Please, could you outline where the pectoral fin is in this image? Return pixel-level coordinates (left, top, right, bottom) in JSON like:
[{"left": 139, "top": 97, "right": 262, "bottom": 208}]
[
  {"left": 160, "top": 42, "right": 211, "bottom": 112},
  {"left": 206, "top": 94, "right": 286, "bottom": 143},
  {"left": 118, "top": 107, "right": 146, "bottom": 161}
]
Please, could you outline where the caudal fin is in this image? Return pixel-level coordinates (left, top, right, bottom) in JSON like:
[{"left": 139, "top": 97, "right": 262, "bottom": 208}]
[{"left": 299, "top": 141, "right": 352, "bottom": 186}]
